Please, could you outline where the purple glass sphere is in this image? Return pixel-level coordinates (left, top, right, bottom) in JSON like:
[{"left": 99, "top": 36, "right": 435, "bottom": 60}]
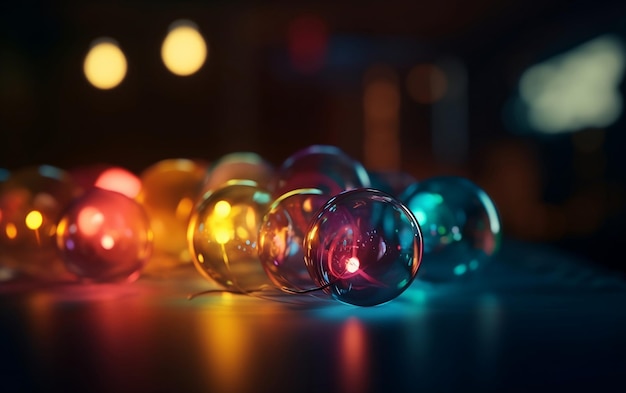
[
  {"left": 304, "top": 188, "right": 423, "bottom": 306},
  {"left": 258, "top": 188, "right": 329, "bottom": 293},
  {"left": 273, "top": 145, "right": 371, "bottom": 198}
]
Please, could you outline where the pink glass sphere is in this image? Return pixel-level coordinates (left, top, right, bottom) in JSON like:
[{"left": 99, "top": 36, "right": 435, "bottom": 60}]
[{"left": 56, "top": 188, "right": 153, "bottom": 283}]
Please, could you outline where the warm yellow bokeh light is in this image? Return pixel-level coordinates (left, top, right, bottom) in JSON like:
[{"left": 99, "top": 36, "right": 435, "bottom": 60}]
[
  {"left": 101, "top": 235, "right": 115, "bottom": 250},
  {"left": 6, "top": 223, "right": 17, "bottom": 239},
  {"left": 215, "top": 229, "right": 231, "bottom": 245},
  {"left": 77, "top": 207, "right": 104, "bottom": 237},
  {"left": 83, "top": 38, "right": 128, "bottom": 89},
  {"left": 25, "top": 210, "right": 43, "bottom": 230},
  {"left": 214, "top": 200, "right": 231, "bottom": 217},
  {"left": 161, "top": 20, "right": 208, "bottom": 76}
]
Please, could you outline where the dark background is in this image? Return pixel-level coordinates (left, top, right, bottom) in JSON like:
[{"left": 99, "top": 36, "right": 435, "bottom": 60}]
[{"left": 2, "top": 0, "right": 626, "bottom": 274}]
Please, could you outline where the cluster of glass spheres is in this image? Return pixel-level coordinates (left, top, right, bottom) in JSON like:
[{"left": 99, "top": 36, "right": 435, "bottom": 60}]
[{"left": 0, "top": 145, "right": 502, "bottom": 307}]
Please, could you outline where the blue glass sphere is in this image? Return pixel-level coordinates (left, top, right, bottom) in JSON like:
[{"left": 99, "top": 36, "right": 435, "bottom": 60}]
[
  {"left": 399, "top": 176, "right": 502, "bottom": 282},
  {"left": 304, "top": 188, "right": 423, "bottom": 307}
]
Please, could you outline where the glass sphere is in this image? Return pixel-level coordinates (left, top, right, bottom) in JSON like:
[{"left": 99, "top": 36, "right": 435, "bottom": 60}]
[
  {"left": 258, "top": 188, "right": 329, "bottom": 293},
  {"left": 188, "top": 180, "right": 274, "bottom": 291},
  {"left": 0, "top": 165, "right": 79, "bottom": 281},
  {"left": 201, "top": 152, "right": 275, "bottom": 197},
  {"left": 399, "top": 176, "right": 502, "bottom": 282},
  {"left": 136, "top": 158, "right": 209, "bottom": 272},
  {"left": 70, "top": 164, "right": 141, "bottom": 199},
  {"left": 304, "top": 188, "right": 423, "bottom": 307},
  {"left": 56, "top": 188, "right": 153, "bottom": 283},
  {"left": 272, "top": 145, "right": 371, "bottom": 198}
]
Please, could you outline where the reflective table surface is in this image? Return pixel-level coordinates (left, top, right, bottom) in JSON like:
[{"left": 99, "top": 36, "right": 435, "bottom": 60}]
[{"left": 1, "top": 239, "right": 625, "bottom": 393}]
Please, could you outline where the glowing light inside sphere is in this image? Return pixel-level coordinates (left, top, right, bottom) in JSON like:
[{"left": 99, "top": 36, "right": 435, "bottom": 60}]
[
  {"left": 77, "top": 206, "right": 105, "bottom": 237},
  {"left": 25, "top": 210, "right": 43, "bottom": 230},
  {"left": 345, "top": 257, "right": 360, "bottom": 273},
  {"left": 304, "top": 188, "right": 423, "bottom": 307},
  {"left": 5, "top": 223, "right": 17, "bottom": 239},
  {"left": 83, "top": 38, "right": 128, "bottom": 90},
  {"left": 399, "top": 176, "right": 501, "bottom": 282},
  {"left": 161, "top": 19, "right": 208, "bottom": 76}
]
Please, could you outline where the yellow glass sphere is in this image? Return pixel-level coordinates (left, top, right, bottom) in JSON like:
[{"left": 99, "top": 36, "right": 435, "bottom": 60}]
[
  {"left": 188, "top": 180, "right": 274, "bottom": 291},
  {"left": 0, "top": 165, "right": 79, "bottom": 281}
]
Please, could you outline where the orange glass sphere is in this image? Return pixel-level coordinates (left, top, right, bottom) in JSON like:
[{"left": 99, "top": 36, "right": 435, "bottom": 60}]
[{"left": 136, "top": 158, "right": 209, "bottom": 273}]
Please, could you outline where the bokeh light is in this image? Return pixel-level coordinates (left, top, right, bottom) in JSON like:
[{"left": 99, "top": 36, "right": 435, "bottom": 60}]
[
  {"left": 83, "top": 38, "right": 128, "bottom": 90},
  {"left": 517, "top": 34, "right": 625, "bottom": 134},
  {"left": 69, "top": 164, "right": 141, "bottom": 199},
  {"left": 161, "top": 19, "right": 208, "bottom": 76},
  {"left": 94, "top": 167, "right": 142, "bottom": 199}
]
